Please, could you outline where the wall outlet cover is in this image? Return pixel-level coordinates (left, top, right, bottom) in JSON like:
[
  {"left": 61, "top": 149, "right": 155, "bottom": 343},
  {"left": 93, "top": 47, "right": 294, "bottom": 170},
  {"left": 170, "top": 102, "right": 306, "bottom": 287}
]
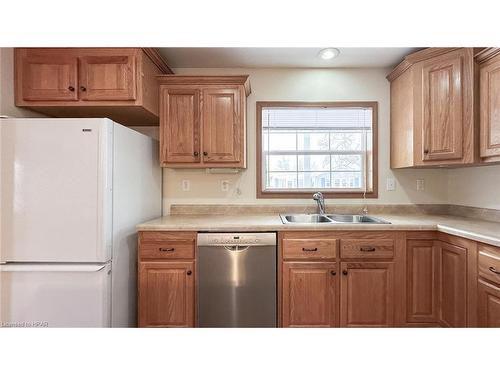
[
  {"left": 182, "top": 180, "right": 190, "bottom": 192},
  {"left": 386, "top": 177, "right": 396, "bottom": 191},
  {"left": 416, "top": 179, "right": 425, "bottom": 191},
  {"left": 221, "top": 180, "right": 230, "bottom": 192}
]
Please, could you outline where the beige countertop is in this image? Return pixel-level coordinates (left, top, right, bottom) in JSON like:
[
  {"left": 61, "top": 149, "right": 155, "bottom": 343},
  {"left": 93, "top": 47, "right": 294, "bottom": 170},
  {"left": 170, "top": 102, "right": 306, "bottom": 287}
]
[{"left": 137, "top": 213, "right": 500, "bottom": 247}]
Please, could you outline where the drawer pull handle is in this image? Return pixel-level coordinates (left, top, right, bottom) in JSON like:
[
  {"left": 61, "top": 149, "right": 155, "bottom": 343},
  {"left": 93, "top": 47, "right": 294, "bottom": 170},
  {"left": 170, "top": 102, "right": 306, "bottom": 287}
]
[
  {"left": 489, "top": 266, "right": 500, "bottom": 275},
  {"left": 360, "top": 246, "right": 376, "bottom": 252},
  {"left": 302, "top": 247, "right": 318, "bottom": 252},
  {"left": 159, "top": 247, "right": 175, "bottom": 252}
]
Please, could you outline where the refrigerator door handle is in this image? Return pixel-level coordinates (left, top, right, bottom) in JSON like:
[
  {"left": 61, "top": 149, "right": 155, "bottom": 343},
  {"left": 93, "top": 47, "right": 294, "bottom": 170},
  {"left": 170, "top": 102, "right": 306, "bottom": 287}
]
[{"left": 0, "top": 264, "right": 108, "bottom": 272}]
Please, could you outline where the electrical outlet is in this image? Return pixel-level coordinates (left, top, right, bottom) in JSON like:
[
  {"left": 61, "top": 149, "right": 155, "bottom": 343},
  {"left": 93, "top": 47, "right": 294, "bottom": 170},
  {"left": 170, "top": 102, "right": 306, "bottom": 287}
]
[
  {"left": 386, "top": 177, "right": 396, "bottom": 191},
  {"left": 221, "top": 180, "right": 229, "bottom": 192},
  {"left": 416, "top": 179, "right": 425, "bottom": 191},
  {"left": 181, "top": 180, "right": 190, "bottom": 192}
]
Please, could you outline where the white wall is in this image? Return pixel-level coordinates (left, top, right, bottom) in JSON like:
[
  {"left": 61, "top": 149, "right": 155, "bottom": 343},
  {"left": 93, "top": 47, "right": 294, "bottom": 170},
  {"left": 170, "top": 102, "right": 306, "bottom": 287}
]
[
  {"left": 447, "top": 166, "right": 500, "bottom": 210},
  {"left": 162, "top": 67, "right": 449, "bottom": 212}
]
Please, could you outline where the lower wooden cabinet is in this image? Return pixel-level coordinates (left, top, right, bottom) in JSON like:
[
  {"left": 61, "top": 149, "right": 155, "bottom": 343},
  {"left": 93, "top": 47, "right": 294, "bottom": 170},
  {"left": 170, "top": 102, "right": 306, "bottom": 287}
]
[
  {"left": 138, "top": 261, "right": 195, "bottom": 327},
  {"left": 438, "top": 241, "right": 468, "bottom": 327},
  {"left": 406, "top": 240, "right": 439, "bottom": 323},
  {"left": 477, "top": 279, "right": 500, "bottom": 327},
  {"left": 282, "top": 262, "right": 338, "bottom": 327},
  {"left": 340, "top": 262, "right": 395, "bottom": 327}
]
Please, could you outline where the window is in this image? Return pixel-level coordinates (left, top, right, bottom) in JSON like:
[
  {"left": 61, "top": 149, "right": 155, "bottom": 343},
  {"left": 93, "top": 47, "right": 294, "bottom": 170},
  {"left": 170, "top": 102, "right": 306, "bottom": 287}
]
[{"left": 257, "top": 102, "right": 377, "bottom": 198}]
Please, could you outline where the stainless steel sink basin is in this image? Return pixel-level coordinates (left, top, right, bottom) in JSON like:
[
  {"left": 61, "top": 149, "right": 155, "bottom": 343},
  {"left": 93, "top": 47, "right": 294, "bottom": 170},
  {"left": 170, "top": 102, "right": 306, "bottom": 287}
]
[
  {"left": 326, "top": 214, "right": 390, "bottom": 224},
  {"left": 280, "top": 213, "right": 390, "bottom": 224},
  {"left": 281, "top": 214, "right": 333, "bottom": 223}
]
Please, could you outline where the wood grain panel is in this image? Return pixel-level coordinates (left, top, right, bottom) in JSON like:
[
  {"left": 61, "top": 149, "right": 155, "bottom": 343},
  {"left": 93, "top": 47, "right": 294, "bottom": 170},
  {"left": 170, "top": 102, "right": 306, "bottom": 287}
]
[
  {"left": 282, "top": 262, "right": 337, "bottom": 327},
  {"left": 202, "top": 88, "right": 242, "bottom": 163},
  {"left": 160, "top": 88, "right": 200, "bottom": 164},
  {"left": 19, "top": 49, "right": 78, "bottom": 101},
  {"left": 422, "top": 52, "right": 464, "bottom": 161},
  {"left": 340, "top": 262, "right": 394, "bottom": 327},
  {"left": 479, "top": 53, "right": 500, "bottom": 161},
  {"left": 282, "top": 238, "right": 337, "bottom": 260},
  {"left": 439, "top": 241, "right": 467, "bottom": 327},
  {"left": 340, "top": 239, "right": 394, "bottom": 259},
  {"left": 477, "top": 279, "right": 500, "bottom": 327},
  {"left": 79, "top": 53, "right": 137, "bottom": 101},
  {"left": 478, "top": 244, "right": 500, "bottom": 285},
  {"left": 406, "top": 240, "right": 439, "bottom": 323},
  {"left": 138, "top": 261, "right": 195, "bottom": 327}
]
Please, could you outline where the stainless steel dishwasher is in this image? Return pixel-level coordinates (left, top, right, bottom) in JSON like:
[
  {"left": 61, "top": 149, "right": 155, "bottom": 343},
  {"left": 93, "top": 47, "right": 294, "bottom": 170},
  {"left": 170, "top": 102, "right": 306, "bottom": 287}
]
[{"left": 197, "top": 233, "right": 277, "bottom": 327}]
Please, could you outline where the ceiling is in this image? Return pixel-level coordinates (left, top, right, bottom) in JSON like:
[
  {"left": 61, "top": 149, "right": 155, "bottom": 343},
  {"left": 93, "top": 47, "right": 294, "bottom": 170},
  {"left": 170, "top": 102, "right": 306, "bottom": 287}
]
[{"left": 158, "top": 47, "right": 421, "bottom": 69}]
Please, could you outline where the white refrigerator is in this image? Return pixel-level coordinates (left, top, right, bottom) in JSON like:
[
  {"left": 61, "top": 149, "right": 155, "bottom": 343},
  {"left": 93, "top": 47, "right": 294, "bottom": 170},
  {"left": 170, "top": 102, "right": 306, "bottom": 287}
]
[{"left": 0, "top": 118, "right": 162, "bottom": 327}]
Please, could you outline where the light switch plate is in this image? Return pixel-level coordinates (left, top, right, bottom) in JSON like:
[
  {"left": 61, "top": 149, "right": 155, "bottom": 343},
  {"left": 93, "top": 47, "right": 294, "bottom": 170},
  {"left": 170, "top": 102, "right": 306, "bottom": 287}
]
[
  {"left": 221, "top": 180, "right": 229, "bottom": 192},
  {"left": 386, "top": 177, "right": 396, "bottom": 191}
]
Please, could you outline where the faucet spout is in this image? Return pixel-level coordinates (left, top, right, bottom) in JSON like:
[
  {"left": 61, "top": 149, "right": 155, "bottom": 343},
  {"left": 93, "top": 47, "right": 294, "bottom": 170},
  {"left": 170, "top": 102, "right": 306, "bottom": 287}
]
[{"left": 312, "top": 192, "right": 326, "bottom": 215}]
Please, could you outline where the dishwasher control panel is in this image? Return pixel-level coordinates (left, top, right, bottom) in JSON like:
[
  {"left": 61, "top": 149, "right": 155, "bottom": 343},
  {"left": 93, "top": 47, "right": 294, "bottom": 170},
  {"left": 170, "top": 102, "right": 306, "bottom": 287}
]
[{"left": 197, "top": 233, "right": 276, "bottom": 247}]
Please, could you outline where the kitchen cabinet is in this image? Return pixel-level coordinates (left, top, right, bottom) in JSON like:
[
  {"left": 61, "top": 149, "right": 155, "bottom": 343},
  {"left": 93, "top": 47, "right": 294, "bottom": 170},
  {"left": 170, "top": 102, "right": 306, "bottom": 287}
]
[
  {"left": 138, "top": 232, "right": 197, "bottom": 327},
  {"left": 477, "top": 48, "right": 500, "bottom": 163},
  {"left": 15, "top": 48, "right": 172, "bottom": 125},
  {"left": 279, "top": 231, "right": 402, "bottom": 328},
  {"left": 477, "top": 279, "right": 500, "bottom": 327},
  {"left": 387, "top": 48, "right": 477, "bottom": 168},
  {"left": 158, "top": 75, "right": 250, "bottom": 168},
  {"left": 340, "top": 262, "right": 395, "bottom": 327},
  {"left": 477, "top": 244, "right": 500, "bottom": 327},
  {"left": 138, "top": 261, "right": 195, "bottom": 328},
  {"left": 406, "top": 240, "right": 439, "bottom": 323},
  {"left": 438, "top": 241, "right": 468, "bottom": 327},
  {"left": 282, "top": 262, "right": 338, "bottom": 327}
]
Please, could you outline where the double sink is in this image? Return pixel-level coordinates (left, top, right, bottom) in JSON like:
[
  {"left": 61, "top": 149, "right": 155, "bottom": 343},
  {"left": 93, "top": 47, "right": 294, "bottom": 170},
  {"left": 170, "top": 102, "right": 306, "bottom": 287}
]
[{"left": 280, "top": 213, "right": 391, "bottom": 224}]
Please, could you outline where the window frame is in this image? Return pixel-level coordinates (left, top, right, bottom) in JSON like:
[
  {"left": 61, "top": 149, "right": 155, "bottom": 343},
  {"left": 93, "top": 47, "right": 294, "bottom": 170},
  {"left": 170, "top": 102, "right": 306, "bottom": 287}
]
[{"left": 256, "top": 101, "right": 378, "bottom": 199}]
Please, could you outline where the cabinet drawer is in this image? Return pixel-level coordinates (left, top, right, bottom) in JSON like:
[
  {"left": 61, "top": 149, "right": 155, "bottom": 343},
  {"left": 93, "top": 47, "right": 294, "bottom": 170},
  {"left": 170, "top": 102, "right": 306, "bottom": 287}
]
[
  {"left": 478, "top": 244, "right": 500, "bottom": 285},
  {"left": 282, "top": 239, "right": 337, "bottom": 260},
  {"left": 340, "top": 239, "right": 394, "bottom": 259},
  {"left": 139, "top": 232, "right": 196, "bottom": 260}
]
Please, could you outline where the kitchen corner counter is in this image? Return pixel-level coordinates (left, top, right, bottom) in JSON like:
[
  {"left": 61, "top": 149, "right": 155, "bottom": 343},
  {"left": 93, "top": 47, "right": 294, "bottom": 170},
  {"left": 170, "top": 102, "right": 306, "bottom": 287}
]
[{"left": 137, "top": 213, "right": 500, "bottom": 248}]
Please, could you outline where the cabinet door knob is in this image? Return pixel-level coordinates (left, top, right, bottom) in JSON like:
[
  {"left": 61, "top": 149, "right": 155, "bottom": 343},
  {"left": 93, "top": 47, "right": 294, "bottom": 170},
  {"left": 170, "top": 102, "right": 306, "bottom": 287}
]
[
  {"left": 80, "top": 86, "right": 87, "bottom": 92},
  {"left": 342, "top": 270, "right": 348, "bottom": 276},
  {"left": 423, "top": 149, "right": 429, "bottom": 154},
  {"left": 194, "top": 151, "right": 199, "bottom": 157},
  {"left": 187, "top": 270, "right": 192, "bottom": 275},
  {"left": 330, "top": 270, "right": 336, "bottom": 276},
  {"left": 68, "top": 86, "right": 75, "bottom": 92},
  {"left": 203, "top": 151, "right": 208, "bottom": 156}
]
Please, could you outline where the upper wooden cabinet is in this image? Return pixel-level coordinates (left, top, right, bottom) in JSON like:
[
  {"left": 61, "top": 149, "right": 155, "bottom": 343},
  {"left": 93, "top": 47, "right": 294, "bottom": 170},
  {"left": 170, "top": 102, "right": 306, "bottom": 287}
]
[
  {"left": 387, "top": 48, "right": 478, "bottom": 168},
  {"left": 477, "top": 48, "right": 500, "bottom": 162},
  {"left": 15, "top": 48, "right": 172, "bottom": 125},
  {"left": 158, "top": 75, "right": 250, "bottom": 168}
]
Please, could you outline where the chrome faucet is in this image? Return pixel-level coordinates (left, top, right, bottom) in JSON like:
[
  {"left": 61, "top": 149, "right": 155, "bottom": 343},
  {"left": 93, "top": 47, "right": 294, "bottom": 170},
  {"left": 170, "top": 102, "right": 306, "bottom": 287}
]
[{"left": 312, "top": 192, "right": 326, "bottom": 215}]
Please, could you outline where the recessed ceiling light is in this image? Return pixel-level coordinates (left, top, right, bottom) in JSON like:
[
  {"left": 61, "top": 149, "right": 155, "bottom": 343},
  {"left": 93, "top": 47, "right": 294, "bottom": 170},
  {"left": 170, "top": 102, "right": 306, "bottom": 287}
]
[{"left": 318, "top": 48, "right": 340, "bottom": 60}]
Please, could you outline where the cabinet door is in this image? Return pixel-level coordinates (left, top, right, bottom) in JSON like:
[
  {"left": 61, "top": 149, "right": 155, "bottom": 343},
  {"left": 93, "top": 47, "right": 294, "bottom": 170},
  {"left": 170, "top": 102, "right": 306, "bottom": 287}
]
[
  {"left": 282, "top": 262, "right": 337, "bottom": 327},
  {"left": 78, "top": 53, "right": 136, "bottom": 101},
  {"left": 340, "top": 262, "right": 394, "bottom": 327},
  {"left": 202, "top": 88, "right": 242, "bottom": 164},
  {"left": 138, "top": 261, "right": 195, "bottom": 327},
  {"left": 406, "top": 240, "right": 439, "bottom": 323},
  {"left": 421, "top": 49, "right": 466, "bottom": 161},
  {"left": 439, "top": 242, "right": 467, "bottom": 327},
  {"left": 480, "top": 54, "right": 500, "bottom": 160},
  {"left": 160, "top": 88, "right": 201, "bottom": 164},
  {"left": 19, "top": 50, "right": 78, "bottom": 101},
  {"left": 477, "top": 279, "right": 500, "bottom": 327}
]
